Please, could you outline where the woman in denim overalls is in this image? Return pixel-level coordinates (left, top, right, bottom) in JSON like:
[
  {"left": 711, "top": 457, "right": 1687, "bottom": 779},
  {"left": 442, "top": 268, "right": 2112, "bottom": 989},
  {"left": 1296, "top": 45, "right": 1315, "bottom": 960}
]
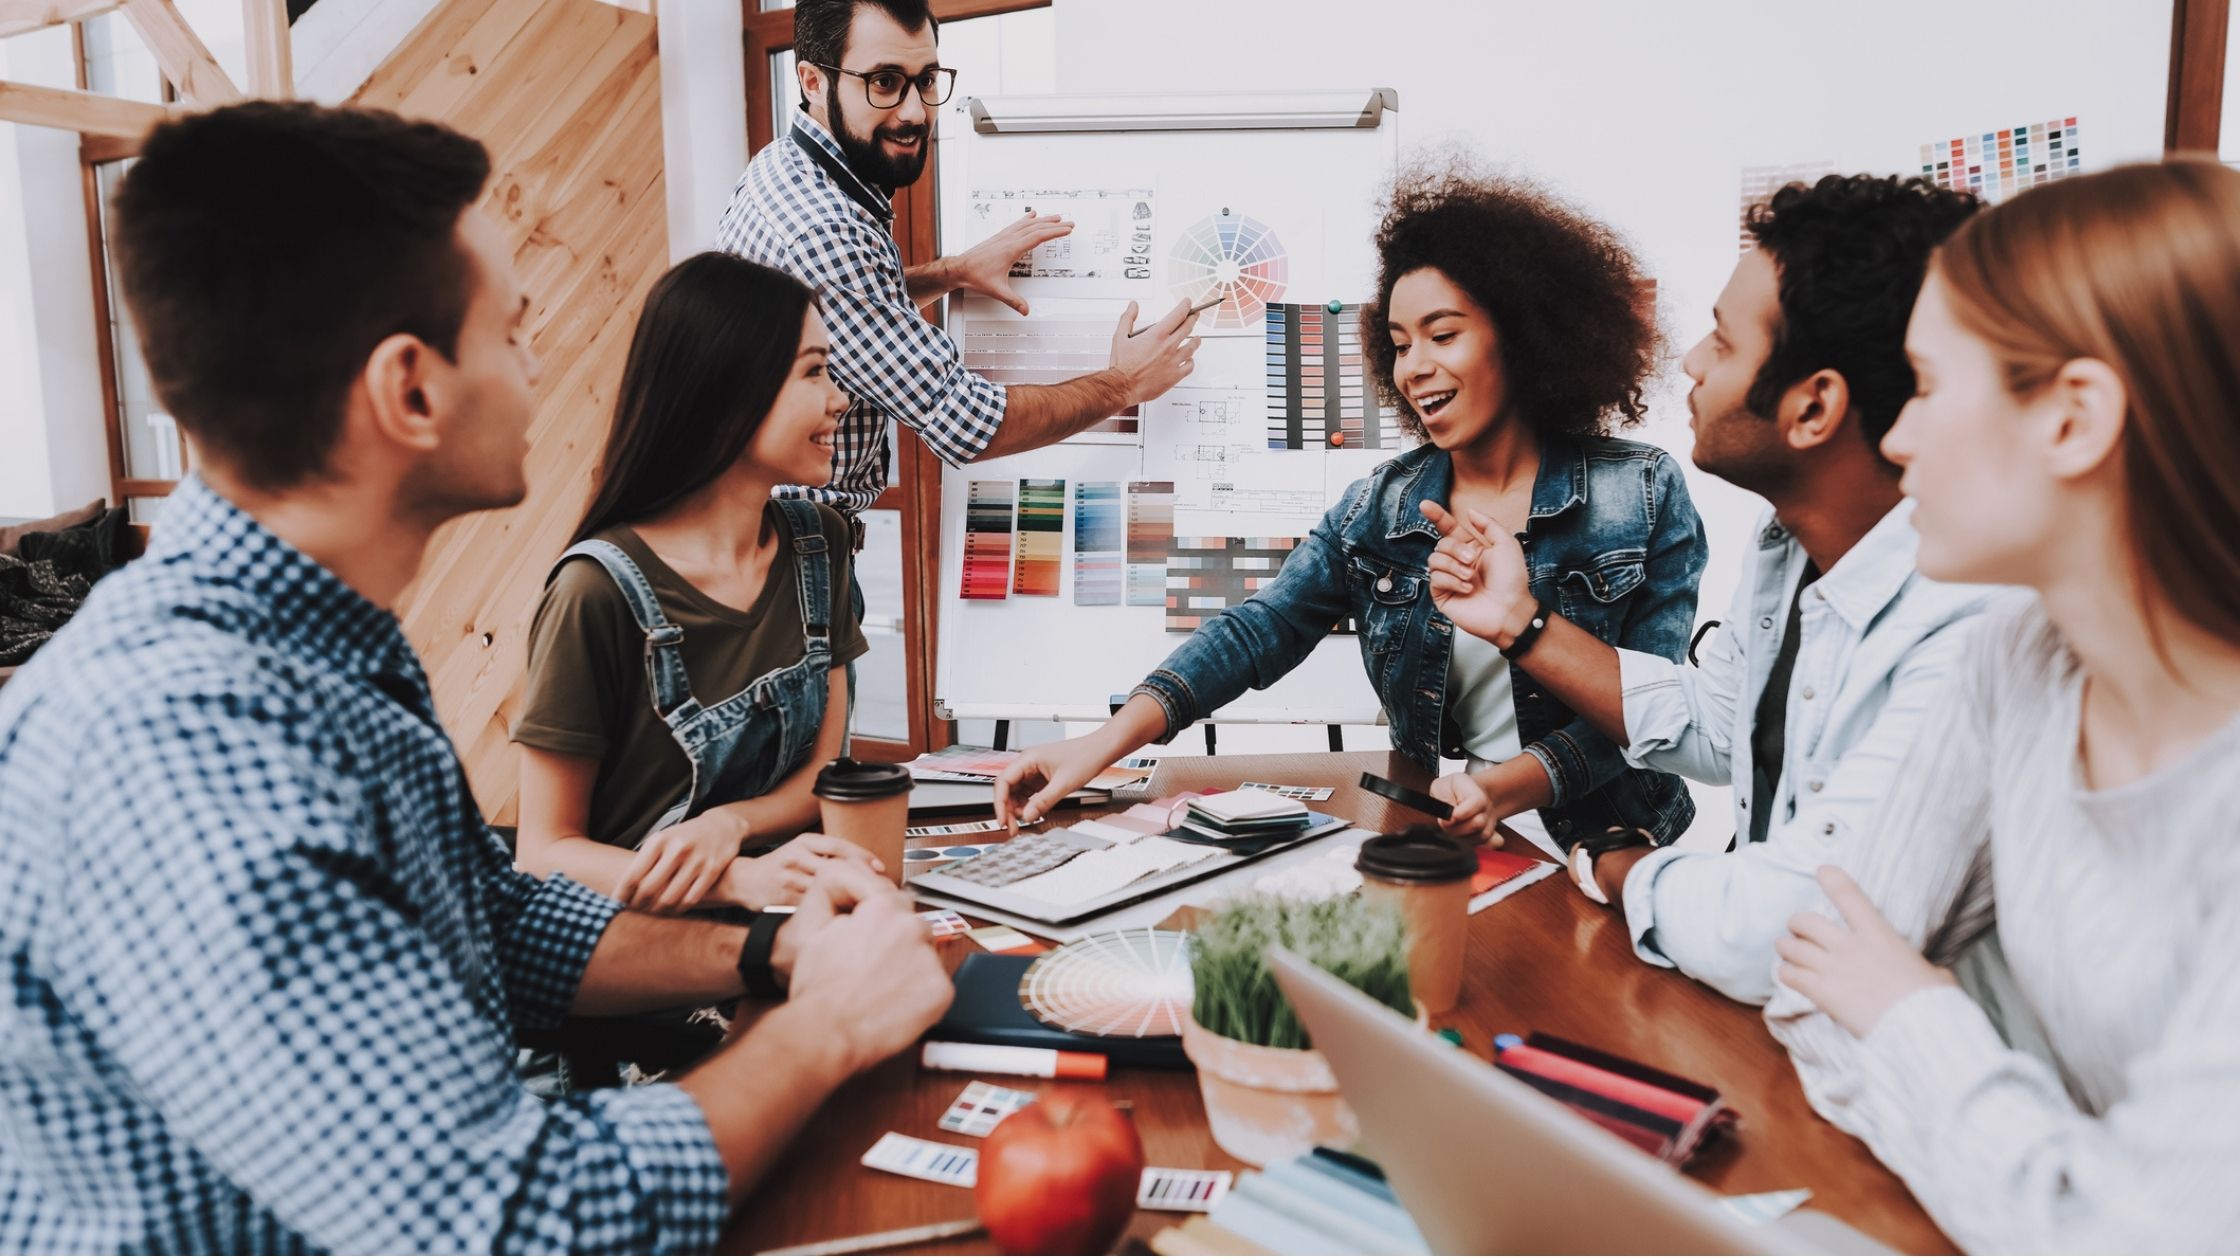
[{"left": 512, "top": 254, "right": 881, "bottom": 916}]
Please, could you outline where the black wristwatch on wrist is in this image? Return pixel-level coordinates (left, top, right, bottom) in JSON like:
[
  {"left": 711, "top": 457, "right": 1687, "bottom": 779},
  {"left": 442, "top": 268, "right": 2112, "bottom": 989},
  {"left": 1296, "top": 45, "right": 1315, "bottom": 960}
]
[
  {"left": 736, "top": 909, "right": 789, "bottom": 1000},
  {"left": 1501, "top": 597, "right": 1554, "bottom": 660},
  {"left": 1566, "top": 825, "right": 1657, "bottom": 906}
]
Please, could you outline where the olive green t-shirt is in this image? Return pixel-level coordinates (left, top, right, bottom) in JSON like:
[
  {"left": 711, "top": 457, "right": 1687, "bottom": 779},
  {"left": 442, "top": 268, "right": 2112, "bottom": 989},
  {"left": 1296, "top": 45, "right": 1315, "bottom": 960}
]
[{"left": 512, "top": 504, "right": 867, "bottom": 847}]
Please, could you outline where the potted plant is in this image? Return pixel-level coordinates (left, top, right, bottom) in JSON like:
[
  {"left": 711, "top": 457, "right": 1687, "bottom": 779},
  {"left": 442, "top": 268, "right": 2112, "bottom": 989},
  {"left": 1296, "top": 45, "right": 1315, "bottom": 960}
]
[{"left": 1181, "top": 895, "right": 1415, "bottom": 1166}]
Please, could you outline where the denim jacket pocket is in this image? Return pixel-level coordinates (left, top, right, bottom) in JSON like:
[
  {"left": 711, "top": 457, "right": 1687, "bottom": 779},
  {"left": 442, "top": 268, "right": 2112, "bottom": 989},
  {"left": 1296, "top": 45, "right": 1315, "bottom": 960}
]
[
  {"left": 1554, "top": 555, "right": 1647, "bottom": 624},
  {"left": 1350, "top": 556, "right": 1423, "bottom": 655}
]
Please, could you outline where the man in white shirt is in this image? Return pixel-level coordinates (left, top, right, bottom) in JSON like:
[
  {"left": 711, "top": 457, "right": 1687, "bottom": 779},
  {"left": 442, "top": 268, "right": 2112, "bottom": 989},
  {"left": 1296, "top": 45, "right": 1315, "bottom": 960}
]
[{"left": 1424, "top": 174, "right": 1991, "bottom": 1004}]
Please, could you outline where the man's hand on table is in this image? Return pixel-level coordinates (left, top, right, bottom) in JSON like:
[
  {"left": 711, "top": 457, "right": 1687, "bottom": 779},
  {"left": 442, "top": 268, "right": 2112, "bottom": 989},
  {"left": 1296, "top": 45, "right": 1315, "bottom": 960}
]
[{"left": 767, "top": 863, "right": 953, "bottom": 1073}]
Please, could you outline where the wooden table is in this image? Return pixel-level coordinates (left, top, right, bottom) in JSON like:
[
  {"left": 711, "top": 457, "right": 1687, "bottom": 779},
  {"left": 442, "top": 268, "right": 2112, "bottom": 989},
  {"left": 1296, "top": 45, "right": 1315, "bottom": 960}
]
[{"left": 723, "top": 752, "right": 1951, "bottom": 1255}]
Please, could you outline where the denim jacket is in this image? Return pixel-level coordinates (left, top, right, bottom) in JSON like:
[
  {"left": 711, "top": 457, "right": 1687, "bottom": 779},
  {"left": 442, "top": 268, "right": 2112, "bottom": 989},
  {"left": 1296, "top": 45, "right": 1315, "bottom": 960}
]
[{"left": 1130, "top": 438, "right": 1707, "bottom": 848}]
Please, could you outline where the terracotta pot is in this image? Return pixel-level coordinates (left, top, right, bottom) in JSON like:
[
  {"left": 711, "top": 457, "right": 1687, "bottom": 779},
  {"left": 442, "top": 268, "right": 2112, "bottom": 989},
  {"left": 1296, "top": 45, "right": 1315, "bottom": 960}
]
[{"left": 1180, "top": 1010, "right": 1357, "bottom": 1167}]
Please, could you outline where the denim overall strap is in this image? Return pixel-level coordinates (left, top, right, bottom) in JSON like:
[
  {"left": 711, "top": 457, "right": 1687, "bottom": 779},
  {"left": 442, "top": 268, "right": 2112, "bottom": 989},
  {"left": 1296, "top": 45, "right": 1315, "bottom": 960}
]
[
  {"left": 771, "top": 498, "right": 833, "bottom": 666},
  {"left": 552, "top": 541, "right": 702, "bottom": 728}
]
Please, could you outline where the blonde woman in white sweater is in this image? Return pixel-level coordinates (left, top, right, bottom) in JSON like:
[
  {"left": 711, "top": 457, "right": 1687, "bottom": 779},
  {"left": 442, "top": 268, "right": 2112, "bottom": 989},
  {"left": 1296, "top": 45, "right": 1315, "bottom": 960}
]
[{"left": 1765, "top": 160, "right": 2240, "bottom": 1253}]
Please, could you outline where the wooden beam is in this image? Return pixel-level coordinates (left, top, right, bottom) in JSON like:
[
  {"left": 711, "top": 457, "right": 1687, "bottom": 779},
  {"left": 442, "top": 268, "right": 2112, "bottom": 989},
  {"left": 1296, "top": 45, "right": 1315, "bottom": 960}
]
[
  {"left": 0, "top": 0, "right": 123, "bottom": 41},
  {"left": 81, "top": 126, "right": 137, "bottom": 160},
  {"left": 0, "top": 77, "right": 172, "bottom": 136},
  {"left": 240, "top": 0, "right": 288, "bottom": 97},
  {"left": 120, "top": 0, "right": 240, "bottom": 105},
  {"left": 2167, "top": 0, "right": 2230, "bottom": 153}
]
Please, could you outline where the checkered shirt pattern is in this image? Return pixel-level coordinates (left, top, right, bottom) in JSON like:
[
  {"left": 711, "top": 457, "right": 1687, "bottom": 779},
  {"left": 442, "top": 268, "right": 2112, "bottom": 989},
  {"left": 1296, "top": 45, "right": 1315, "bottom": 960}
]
[
  {"left": 0, "top": 479, "right": 728, "bottom": 1253},
  {"left": 714, "top": 114, "right": 1007, "bottom": 515}
]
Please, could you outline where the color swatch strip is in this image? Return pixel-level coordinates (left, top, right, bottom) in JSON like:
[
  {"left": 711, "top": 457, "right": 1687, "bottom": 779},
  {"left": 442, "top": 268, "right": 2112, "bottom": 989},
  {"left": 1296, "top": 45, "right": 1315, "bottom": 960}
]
[
  {"left": 1125, "top": 481, "right": 1175, "bottom": 607},
  {"left": 1074, "top": 481, "right": 1123, "bottom": 606},
  {"left": 1266, "top": 302, "right": 1387, "bottom": 450},
  {"left": 1921, "top": 116, "right": 2082, "bottom": 205},
  {"left": 1013, "top": 478, "right": 1065, "bottom": 596},
  {"left": 1165, "top": 535, "right": 1301, "bottom": 631},
  {"left": 961, "top": 479, "right": 1014, "bottom": 600}
]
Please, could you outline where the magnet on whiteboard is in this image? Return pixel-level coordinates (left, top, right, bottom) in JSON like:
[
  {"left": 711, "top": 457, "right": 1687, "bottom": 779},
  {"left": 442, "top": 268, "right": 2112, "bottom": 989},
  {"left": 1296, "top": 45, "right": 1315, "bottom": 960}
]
[
  {"left": 1326, "top": 298, "right": 1344, "bottom": 313},
  {"left": 1329, "top": 431, "right": 1346, "bottom": 448}
]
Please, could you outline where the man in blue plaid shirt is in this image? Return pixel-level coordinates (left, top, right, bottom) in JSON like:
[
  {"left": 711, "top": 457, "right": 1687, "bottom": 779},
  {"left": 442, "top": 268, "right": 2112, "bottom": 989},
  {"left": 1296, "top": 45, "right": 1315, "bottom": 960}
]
[
  {"left": 0, "top": 101, "right": 952, "bottom": 1253},
  {"left": 716, "top": 0, "right": 1202, "bottom": 528}
]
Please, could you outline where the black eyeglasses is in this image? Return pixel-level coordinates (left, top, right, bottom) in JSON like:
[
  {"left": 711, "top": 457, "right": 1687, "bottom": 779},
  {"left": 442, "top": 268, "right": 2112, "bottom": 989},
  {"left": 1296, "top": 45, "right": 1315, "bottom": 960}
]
[{"left": 812, "top": 63, "right": 957, "bottom": 109}]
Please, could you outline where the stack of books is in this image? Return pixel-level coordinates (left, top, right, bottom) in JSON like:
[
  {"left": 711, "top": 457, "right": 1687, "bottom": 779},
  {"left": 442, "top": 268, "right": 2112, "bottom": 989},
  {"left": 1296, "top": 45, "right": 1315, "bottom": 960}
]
[{"left": 1148, "top": 1148, "right": 1429, "bottom": 1255}]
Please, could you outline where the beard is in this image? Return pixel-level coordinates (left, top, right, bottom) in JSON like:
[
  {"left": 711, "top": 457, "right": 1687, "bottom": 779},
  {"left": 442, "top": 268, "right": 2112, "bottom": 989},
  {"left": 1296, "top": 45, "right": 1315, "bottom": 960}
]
[
  {"left": 1688, "top": 393, "right": 1794, "bottom": 495},
  {"left": 828, "top": 78, "right": 929, "bottom": 190}
]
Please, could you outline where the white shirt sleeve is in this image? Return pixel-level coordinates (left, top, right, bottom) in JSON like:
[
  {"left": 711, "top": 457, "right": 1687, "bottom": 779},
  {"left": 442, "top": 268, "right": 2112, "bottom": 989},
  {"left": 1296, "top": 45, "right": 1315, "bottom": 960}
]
[{"left": 1623, "top": 620, "right": 1976, "bottom": 1003}]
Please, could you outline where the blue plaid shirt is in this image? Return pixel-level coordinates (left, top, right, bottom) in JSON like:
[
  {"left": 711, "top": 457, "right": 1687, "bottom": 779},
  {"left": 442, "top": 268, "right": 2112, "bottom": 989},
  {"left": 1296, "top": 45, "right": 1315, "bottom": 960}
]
[
  {"left": 0, "top": 479, "right": 727, "bottom": 1253},
  {"left": 715, "top": 114, "right": 1008, "bottom": 515}
]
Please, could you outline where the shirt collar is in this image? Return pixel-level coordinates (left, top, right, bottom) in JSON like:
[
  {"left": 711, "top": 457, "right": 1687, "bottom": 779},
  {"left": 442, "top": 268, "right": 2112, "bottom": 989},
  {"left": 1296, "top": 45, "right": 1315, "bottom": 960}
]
[
  {"left": 148, "top": 476, "right": 418, "bottom": 681},
  {"left": 789, "top": 114, "right": 895, "bottom": 222},
  {"left": 1788, "top": 499, "right": 1924, "bottom": 629},
  {"left": 1386, "top": 438, "right": 1588, "bottom": 542}
]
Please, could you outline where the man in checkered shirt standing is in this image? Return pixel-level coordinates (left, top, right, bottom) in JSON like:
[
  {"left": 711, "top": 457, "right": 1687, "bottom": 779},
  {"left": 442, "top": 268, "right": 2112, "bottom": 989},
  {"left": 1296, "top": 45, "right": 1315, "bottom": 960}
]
[
  {"left": 0, "top": 101, "right": 952, "bottom": 1253},
  {"left": 716, "top": 0, "right": 1201, "bottom": 576}
]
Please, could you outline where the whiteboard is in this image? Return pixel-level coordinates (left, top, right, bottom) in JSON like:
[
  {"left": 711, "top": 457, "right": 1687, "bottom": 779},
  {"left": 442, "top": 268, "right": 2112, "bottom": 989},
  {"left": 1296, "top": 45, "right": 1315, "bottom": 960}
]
[{"left": 930, "top": 90, "right": 1402, "bottom": 723}]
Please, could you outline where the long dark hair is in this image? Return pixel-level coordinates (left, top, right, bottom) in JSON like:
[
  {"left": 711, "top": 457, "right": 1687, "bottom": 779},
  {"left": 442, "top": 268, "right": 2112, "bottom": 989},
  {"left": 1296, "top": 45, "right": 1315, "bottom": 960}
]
[{"left": 573, "top": 252, "right": 817, "bottom": 543}]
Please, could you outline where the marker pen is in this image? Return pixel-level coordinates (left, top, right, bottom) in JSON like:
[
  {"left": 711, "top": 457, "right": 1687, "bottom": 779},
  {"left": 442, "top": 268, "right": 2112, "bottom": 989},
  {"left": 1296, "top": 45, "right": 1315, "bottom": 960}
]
[{"left": 921, "top": 1041, "right": 1107, "bottom": 1080}]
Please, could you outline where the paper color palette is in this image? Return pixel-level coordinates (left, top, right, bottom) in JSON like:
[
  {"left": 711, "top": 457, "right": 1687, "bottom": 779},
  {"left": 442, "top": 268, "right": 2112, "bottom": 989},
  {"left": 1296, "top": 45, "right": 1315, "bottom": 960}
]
[
  {"left": 961, "top": 480, "right": 1014, "bottom": 600},
  {"left": 1125, "top": 481, "right": 1175, "bottom": 607},
  {"left": 1265, "top": 302, "right": 1391, "bottom": 450},
  {"left": 1073, "top": 481, "right": 1124, "bottom": 605},
  {"left": 1165, "top": 535, "right": 1301, "bottom": 631},
  {"left": 1013, "top": 479, "right": 1065, "bottom": 596},
  {"left": 1921, "top": 116, "right": 2082, "bottom": 205},
  {"left": 1737, "top": 161, "right": 1838, "bottom": 253},
  {"left": 959, "top": 315, "right": 1141, "bottom": 442},
  {"left": 1169, "top": 209, "right": 1289, "bottom": 331}
]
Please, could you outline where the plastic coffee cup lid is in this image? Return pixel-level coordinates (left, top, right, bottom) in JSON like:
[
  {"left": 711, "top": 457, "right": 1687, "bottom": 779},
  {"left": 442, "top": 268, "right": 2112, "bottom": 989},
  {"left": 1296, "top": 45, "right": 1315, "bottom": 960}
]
[
  {"left": 1354, "top": 827, "right": 1477, "bottom": 884},
  {"left": 813, "top": 758, "right": 914, "bottom": 801}
]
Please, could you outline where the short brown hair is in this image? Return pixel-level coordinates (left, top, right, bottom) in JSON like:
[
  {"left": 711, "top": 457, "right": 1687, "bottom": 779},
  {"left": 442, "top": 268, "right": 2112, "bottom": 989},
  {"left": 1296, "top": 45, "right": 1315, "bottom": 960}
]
[
  {"left": 1365, "top": 158, "right": 1659, "bottom": 443},
  {"left": 112, "top": 101, "right": 492, "bottom": 491},
  {"left": 1934, "top": 159, "right": 2240, "bottom": 645}
]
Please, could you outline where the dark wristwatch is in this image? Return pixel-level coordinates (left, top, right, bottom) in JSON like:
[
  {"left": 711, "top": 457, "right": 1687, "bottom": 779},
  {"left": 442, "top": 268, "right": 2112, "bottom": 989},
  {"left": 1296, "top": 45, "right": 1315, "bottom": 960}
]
[
  {"left": 736, "top": 909, "right": 789, "bottom": 1000},
  {"left": 1566, "top": 825, "right": 1657, "bottom": 906},
  {"left": 1501, "top": 597, "right": 1554, "bottom": 660}
]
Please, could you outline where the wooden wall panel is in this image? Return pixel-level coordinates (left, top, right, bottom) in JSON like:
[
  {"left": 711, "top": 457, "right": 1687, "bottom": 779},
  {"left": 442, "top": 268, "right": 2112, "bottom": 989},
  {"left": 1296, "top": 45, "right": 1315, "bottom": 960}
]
[{"left": 370, "top": 0, "right": 669, "bottom": 823}]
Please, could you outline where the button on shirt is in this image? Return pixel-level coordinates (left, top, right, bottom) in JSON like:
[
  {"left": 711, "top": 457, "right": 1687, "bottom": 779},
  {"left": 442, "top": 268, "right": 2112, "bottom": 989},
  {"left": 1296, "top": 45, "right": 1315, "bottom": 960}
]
[
  {"left": 715, "top": 116, "right": 1008, "bottom": 516},
  {"left": 1612, "top": 502, "right": 1994, "bottom": 1004},
  {"left": 0, "top": 479, "right": 726, "bottom": 1253}
]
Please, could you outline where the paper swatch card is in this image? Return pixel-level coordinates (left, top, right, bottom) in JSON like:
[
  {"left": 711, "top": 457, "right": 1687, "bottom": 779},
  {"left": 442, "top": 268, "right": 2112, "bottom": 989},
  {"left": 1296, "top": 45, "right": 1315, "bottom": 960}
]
[
  {"left": 862, "top": 1132, "right": 978, "bottom": 1187},
  {"left": 1138, "top": 1167, "right": 1233, "bottom": 1211},
  {"left": 938, "top": 1081, "right": 1038, "bottom": 1138}
]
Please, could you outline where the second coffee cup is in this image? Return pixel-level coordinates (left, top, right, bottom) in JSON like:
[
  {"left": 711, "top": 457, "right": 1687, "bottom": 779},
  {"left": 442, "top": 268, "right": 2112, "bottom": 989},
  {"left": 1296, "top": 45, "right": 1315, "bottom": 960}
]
[{"left": 1355, "top": 827, "right": 1478, "bottom": 1013}]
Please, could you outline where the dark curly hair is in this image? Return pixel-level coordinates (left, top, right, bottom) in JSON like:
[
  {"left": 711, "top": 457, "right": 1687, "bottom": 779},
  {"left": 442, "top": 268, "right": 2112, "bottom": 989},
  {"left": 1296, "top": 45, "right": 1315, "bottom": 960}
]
[
  {"left": 1365, "top": 160, "right": 1659, "bottom": 443},
  {"left": 1743, "top": 174, "right": 1979, "bottom": 451}
]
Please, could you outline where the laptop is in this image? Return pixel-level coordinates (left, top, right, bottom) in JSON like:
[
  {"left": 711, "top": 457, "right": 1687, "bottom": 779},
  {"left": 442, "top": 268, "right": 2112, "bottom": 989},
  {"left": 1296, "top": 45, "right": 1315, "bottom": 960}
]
[{"left": 1267, "top": 946, "right": 1891, "bottom": 1255}]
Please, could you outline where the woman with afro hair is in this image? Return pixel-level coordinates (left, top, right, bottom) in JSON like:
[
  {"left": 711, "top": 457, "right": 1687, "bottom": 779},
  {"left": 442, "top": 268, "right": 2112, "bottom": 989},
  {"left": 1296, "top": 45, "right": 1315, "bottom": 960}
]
[{"left": 997, "top": 159, "right": 1706, "bottom": 857}]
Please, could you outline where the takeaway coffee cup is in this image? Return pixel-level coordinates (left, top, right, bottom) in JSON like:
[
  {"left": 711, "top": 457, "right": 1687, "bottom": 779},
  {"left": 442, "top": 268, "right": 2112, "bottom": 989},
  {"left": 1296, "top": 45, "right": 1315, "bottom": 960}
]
[
  {"left": 813, "top": 758, "right": 915, "bottom": 886},
  {"left": 1355, "top": 827, "right": 1478, "bottom": 1013}
]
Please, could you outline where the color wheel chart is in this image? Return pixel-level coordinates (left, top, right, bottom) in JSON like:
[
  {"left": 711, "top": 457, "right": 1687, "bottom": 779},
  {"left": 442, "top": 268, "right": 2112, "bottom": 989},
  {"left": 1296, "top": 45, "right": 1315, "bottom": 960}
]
[
  {"left": 1921, "top": 117, "right": 2081, "bottom": 205},
  {"left": 1013, "top": 479, "right": 1065, "bottom": 596},
  {"left": 1017, "top": 928, "right": 1194, "bottom": 1039},
  {"left": 1168, "top": 208, "right": 1289, "bottom": 332},
  {"left": 961, "top": 480, "right": 1014, "bottom": 600},
  {"left": 1165, "top": 535, "right": 1300, "bottom": 631},
  {"left": 1264, "top": 301, "right": 1390, "bottom": 450},
  {"left": 1073, "top": 481, "right": 1123, "bottom": 606}
]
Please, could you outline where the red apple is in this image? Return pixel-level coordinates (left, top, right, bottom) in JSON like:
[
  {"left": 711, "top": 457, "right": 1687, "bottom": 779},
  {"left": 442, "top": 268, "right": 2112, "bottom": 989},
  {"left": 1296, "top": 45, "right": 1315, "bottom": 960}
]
[{"left": 973, "top": 1092, "right": 1146, "bottom": 1255}]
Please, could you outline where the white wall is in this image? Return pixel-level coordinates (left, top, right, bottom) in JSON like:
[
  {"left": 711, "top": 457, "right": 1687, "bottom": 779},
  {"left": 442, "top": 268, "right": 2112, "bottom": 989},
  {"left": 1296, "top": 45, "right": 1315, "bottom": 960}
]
[
  {"left": 656, "top": 0, "right": 746, "bottom": 259},
  {"left": 1047, "top": 0, "right": 2174, "bottom": 841},
  {"left": 0, "top": 26, "right": 110, "bottom": 521}
]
